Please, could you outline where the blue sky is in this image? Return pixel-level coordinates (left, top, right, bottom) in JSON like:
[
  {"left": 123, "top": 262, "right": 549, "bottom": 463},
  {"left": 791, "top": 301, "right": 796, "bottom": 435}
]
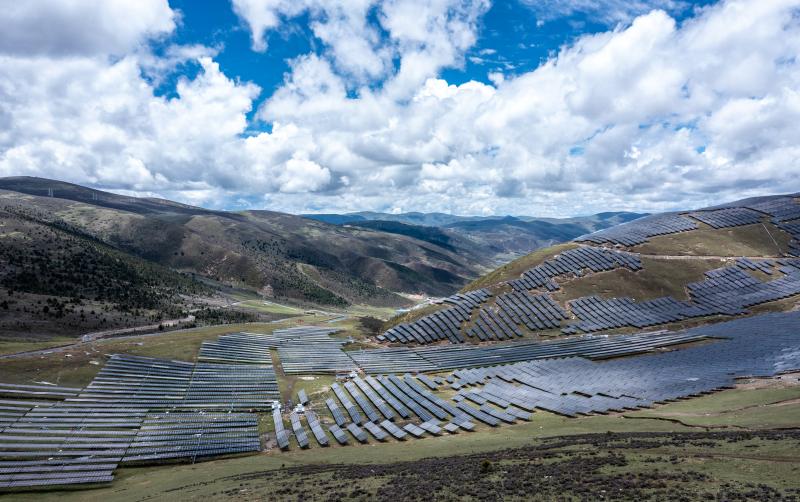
[
  {"left": 161, "top": 0, "right": 714, "bottom": 117},
  {"left": 0, "top": 0, "right": 798, "bottom": 217}
]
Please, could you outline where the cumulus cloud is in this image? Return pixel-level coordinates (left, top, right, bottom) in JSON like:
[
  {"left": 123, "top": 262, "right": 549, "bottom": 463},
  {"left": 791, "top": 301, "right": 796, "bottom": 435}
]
[
  {"left": 2, "top": 0, "right": 800, "bottom": 216},
  {"left": 245, "top": 0, "right": 800, "bottom": 214},
  {"left": 231, "top": 0, "right": 489, "bottom": 89},
  {"left": 0, "top": 0, "right": 176, "bottom": 57}
]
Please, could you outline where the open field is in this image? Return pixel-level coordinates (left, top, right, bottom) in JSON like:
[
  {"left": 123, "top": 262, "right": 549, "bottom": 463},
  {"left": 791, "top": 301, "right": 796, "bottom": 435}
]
[{"left": 0, "top": 337, "right": 74, "bottom": 356}]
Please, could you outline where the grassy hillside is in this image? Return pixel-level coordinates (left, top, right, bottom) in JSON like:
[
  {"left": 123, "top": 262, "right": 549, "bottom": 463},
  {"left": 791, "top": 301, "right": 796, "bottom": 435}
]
[
  {"left": 0, "top": 177, "right": 496, "bottom": 319},
  {"left": 0, "top": 202, "right": 212, "bottom": 340},
  {"left": 553, "top": 256, "right": 727, "bottom": 302}
]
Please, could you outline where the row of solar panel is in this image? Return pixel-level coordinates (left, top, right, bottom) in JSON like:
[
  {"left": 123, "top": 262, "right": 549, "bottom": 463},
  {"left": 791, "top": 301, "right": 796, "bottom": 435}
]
[
  {"left": 578, "top": 195, "right": 800, "bottom": 245},
  {"left": 450, "top": 311, "right": 800, "bottom": 418},
  {"left": 509, "top": 247, "right": 642, "bottom": 292},
  {"left": 379, "top": 289, "right": 491, "bottom": 344},
  {"left": 63, "top": 355, "right": 280, "bottom": 411}
]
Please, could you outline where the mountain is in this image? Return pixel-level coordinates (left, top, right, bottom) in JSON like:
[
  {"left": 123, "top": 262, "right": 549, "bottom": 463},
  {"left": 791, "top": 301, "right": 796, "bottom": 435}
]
[
  {"left": 384, "top": 192, "right": 800, "bottom": 337},
  {"left": 303, "top": 211, "right": 646, "bottom": 261},
  {"left": 0, "top": 177, "right": 496, "bottom": 338}
]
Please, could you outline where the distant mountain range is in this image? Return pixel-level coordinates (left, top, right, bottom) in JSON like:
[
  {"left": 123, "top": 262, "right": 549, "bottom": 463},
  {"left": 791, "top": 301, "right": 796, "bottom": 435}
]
[{"left": 303, "top": 211, "right": 647, "bottom": 260}]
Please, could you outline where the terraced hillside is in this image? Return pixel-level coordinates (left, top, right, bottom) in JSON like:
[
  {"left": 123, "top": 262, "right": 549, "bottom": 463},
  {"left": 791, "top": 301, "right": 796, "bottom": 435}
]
[{"left": 379, "top": 194, "right": 800, "bottom": 345}]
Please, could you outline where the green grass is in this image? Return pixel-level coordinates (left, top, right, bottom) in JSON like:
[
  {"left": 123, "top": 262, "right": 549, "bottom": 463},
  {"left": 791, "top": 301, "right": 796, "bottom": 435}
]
[
  {"left": 626, "top": 383, "right": 800, "bottom": 429},
  {"left": 633, "top": 221, "right": 790, "bottom": 257},
  {"left": 554, "top": 256, "right": 726, "bottom": 302},
  {"left": 0, "top": 337, "right": 74, "bottom": 356},
  {"left": 344, "top": 304, "right": 398, "bottom": 320},
  {"left": 233, "top": 299, "right": 302, "bottom": 315}
]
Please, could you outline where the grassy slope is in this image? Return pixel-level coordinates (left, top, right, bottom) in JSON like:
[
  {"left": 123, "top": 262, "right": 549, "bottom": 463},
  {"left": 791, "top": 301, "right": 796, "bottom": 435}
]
[
  {"left": 633, "top": 221, "right": 790, "bottom": 256},
  {"left": 554, "top": 256, "right": 727, "bottom": 302},
  {"left": 460, "top": 243, "right": 578, "bottom": 293}
]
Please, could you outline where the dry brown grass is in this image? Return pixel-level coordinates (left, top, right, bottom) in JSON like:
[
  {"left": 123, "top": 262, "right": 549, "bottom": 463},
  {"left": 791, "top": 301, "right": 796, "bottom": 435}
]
[
  {"left": 554, "top": 256, "right": 727, "bottom": 302},
  {"left": 633, "top": 222, "right": 790, "bottom": 257}
]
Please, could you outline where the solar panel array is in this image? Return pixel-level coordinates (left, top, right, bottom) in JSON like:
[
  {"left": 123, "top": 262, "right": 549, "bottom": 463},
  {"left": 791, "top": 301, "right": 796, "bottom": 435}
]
[
  {"left": 348, "top": 347, "right": 438, "bottom": 373},
  {"left": 450, "top": 311, "right": 800, "bottom": 417},
  {"left": 576, "top": 213, "right": 698, "bottom": 246},
  {"left": 687, "top": 265, "right": 800, "bottom": 315},
  {"left": 562, "top": 296, "right": 695, "bottom": 334},
  {"left": 278, "top": 339, "right": 358, "bottom": 375},
  {"left": 736, "top": 257, "right": 774, "bottom": 274},
  {"left": 346, "top": 328, "right": 707, "bottom": 374},
  {"left": 304, "top": 312, "right": 800, "bottom": 448},
  {"left": 0, "top": 404, "right": 141, "bottom": 488},
  {"left": 122, "top": 413, "right": 260, "bottom": 462},
  {"left": 68, "top": 354, "right": 194, "bottom": 409},
  {"left": 687, "top": 207, "right": 763, "bottom": 228},
  {"left": 0, "top": 349, "right": 277, "bottom": 490},
  {"left": 742, "top": 196, "right": 800, "bottom": 222},
  {"left": 494, "top": 292, "right": 567, "bottom": 331},
  {"left": 272, "top": 408, "right": 289, "bottom": 450},
  {"left": 299, "top": 375, "right": 479, "bottom": 448},
  {"left": 573, "top": 196, "right": 800, "bottom": 248},
  {"left": 467, "top": 307, "right": 521, "bottom": 340},
  {"left": 198, "top": 333, "right": 273, "bottom": 364},
  {"left": 509, "top": 247, "right": 642, "bottom": 292},
  {"left": 0, "top": 383, "right": 80, "bottom": 400},
  {"left": 184, "top": 363, "right": 279, "bottom": 410},
  {"left": 380, "top": 289, "right": 491, "bottom": 344},
  {"left": 562, "top": 264, "right": 800, "bottom": 334},
  {"left": 304, "top": 410, "right": 330, "bottom": 446},
  {"left": 3, "top": 310, "right": 799, "bottom": 484},
  {"left": 64, "top": 354, "right": 278, "bottom": 410},
  {"left": 778, "top": 220, "right": 800, "bottom": 257},
  {"left": 289, "top": 411, "right": 310, "bottom": 449}
]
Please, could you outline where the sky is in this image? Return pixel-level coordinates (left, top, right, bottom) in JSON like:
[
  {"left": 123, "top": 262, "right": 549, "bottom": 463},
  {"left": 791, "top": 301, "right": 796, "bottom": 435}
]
[{"left": 0, "top": 0, "right": 798, "bottom": 217}]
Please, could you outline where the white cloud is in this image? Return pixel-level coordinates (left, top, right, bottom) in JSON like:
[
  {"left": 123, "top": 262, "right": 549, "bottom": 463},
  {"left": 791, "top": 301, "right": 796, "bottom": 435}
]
[
  {"left": 279, "top": 155, "right": 332, "bottom": 192},
  {"left": 0, "top": 0, "right": 176, "bottom": 57},
  {"left": 246, "top": 0, "right": 800, "bottom": 214},
  {"left": 0, "top": 54, "right": 260, "bottom": 192},
  {"left": 519, "top": 0, "right": 691, "bottom": 24},
  {"left": 2, "top": 0, "right": 800, "bottom": 217},
  {"left": 231, "top": 0, "right": 489, "bottom": 90}
]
